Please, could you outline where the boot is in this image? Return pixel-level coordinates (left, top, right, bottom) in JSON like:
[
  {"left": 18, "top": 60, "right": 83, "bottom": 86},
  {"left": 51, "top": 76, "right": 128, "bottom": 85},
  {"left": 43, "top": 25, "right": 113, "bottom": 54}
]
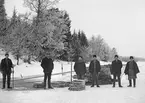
[
  {"left": 43, "top": 82, "right": 46, "bottom": 89},
  {"left": 128, "top": 80, "right": 132, "bottom": 87},
  {"left": 48, "top": 80, "right": 53, "bottom": 89},
  {"left": 2, "top": 84, "right": 5, "bottom": 89},
  {"left": 113, "top": 75, "right": 116, "bottom": 87},
  {"left": 2, "top": 77, "right": 6, "bottom": 89},
  {"left": 91, "top": 78, "right": 95, "bottom": 87},
  {"left": 7, "top": 82, "right": 12, "bottom": 89},
  {"left": 48, "top": 86, "right": 53, "bottom": 89},
  {"left": 91, "top": 82, "right": 94, "bottom": 87},
  {"left": 118, "top": 78, "right": 123, "bottom": 87},
  {"left": 91, "top": 85, "right": 94, "bottom": 87},
  {"left": 96, "top": 85, "right": 100, "bottom": 87},
  {"left": 7, "top": 87, "right": 12, "bottom": 89}
]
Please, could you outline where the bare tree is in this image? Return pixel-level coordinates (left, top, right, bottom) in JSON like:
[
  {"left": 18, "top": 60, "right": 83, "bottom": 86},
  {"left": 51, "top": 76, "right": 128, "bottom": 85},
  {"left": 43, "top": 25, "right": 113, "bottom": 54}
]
[
  {"left": 88, "top": 35, "right": 113, "bottom": 61},
  {"left": 89, "top": 35, "right": 104, "bottom": 56},
  {"left": 24, "top": 0, "right": 59, "bottom": 25}
]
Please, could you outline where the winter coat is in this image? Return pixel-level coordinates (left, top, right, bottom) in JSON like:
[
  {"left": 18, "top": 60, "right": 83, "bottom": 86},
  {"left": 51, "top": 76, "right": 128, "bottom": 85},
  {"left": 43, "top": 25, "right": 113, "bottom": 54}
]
[
  {"left": 111, "top": 60, "right": 123, "bottom": 74},
  {"left": 41, "top": 57, "right": 54, "bottom": 73},
  {"left": 124, "top": 61, "right": 140, "bottom": 76},
  {"left": 74, "top": 60, "right": 86, "bottom": 75},
  {"left": 89, "top": 60, "right": 101, "bottom": 74},
  {"left": 0, "top": 58, "right": 13, "bottom": 74}
]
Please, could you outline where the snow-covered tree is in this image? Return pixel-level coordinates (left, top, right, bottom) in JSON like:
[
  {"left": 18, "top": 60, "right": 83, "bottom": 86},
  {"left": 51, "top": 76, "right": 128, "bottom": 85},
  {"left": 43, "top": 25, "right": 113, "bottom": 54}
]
[
  {"left": 71, "top": 31, "right": 81, "bottom": 60},
  {"left": 70, "top": 30, "right": 89, "bottom": 61},
  {"left": 56, "top": 11, "right": 71, "bottom": 60},
  {"left": 24, "top": 0, "right": 59, "bottom": 25},
  {"left": 78, "top": 30, "right": 89, "bottom": 47},
  {"left": 109, "top": 47, "right": 118, "bottom": 61},
  {"left": 0, "top": 0, "right": 7, "bottom": 36},
  {"left": 12, "top": 17, "right": 30, "bottom": 64},
  {"left": 89, "top": 35, "right": 103, "bottom": 56},
  {"left": 28, "top": 8, "right": 70, "bottom": 60},
  {"left": 88, "top": 35, "right": 113, "bottom": 61},
  {"left": 3, "top": 12, "right": 33, "bottom": 65}
]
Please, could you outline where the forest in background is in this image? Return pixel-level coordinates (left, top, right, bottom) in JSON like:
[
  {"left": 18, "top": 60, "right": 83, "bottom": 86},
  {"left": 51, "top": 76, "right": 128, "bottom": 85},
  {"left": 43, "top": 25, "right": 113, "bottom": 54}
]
[{"left": 0, "top": 0, "right": 145, "bottom": 65}]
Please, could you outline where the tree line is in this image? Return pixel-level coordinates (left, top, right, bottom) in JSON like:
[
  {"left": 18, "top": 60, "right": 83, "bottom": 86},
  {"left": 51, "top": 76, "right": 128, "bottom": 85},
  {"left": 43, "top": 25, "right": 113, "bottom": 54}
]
[{"left": 1, "top": 0, "right": 143, "bottom": 65}]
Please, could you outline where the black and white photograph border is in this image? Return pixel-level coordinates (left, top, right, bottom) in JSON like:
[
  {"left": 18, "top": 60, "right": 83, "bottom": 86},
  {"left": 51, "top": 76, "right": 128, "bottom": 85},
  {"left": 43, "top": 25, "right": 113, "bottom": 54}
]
[{"left": 0, "top": 0, "right": 145, "bottom": 103}]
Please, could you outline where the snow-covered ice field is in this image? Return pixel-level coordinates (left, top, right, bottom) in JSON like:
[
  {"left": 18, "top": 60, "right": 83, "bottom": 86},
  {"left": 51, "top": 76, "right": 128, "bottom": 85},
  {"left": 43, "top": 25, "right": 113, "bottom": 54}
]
[{"left": 0, "top": 61, "right": 145, "bottom": 103}]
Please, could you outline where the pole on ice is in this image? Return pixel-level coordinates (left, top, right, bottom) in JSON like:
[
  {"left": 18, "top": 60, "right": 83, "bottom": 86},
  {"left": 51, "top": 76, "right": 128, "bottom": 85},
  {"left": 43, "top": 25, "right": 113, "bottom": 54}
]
[
  {"left": 61, "top": 63, "right": 63, "bottom": 76},
  {"left": 12, "top": 67, "right": 14, "bottom": 89},
  {"left": 71, "top": 61, "right": 73, "bottom": 83},
  {"left": 68, "top": 37, "right": 73, "bottom": 83},
  {"left": 68, "top": 53, "right": 73, "bottom": 83}
]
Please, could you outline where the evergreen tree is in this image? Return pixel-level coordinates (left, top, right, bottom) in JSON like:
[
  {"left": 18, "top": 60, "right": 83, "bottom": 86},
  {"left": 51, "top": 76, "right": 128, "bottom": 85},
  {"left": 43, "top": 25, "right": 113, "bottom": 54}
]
[
  {"left": 78, "top": 30, "right": 88, "bottom": 47},
  {"left": 10, "top": 15, "right": 30, "bottom": 65},
  {"left": 0, "top": 0, "right": 6, "bottom": 36},
  {"left": 56, "top": 11, "right": 71, "bottom": 60},
  {"left": 11, "top": 7, "right": 17, "bottom": 29},
  {"left": 28, "top": 8, "right": 70, "bottom": 61},
  {"left": 4, "top": 7, "right": 18, "bottom": 36},
  {"left": 63, "top": 12, "right": 71, "bottom": 43},
  {"left": 3, "top": 13, "right": 32, "bottom": 65},
  {"left": 71, "top": 31, "right": 82, "bottom": 60}
]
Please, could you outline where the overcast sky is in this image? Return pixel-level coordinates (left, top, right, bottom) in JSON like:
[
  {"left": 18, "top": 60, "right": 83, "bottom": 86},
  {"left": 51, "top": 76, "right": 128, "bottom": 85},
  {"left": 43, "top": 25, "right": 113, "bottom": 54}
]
[{"left": 5, "top": 0, "right": 145, "bottom": 58}]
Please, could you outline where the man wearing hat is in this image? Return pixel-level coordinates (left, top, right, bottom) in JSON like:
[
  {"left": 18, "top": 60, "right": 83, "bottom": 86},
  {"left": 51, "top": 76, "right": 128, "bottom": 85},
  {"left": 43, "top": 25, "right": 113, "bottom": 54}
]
[
  {"left": 41, "top": 56, "right": 54, "bottom": 89},
  {"left": 111, "top": 55, "right": 123, "bottom": 87},
  {"left": 124, "top": 56, "right": 140, "bottom": 87},
  {"left": 89, "top": 55, "right": 101, "bottom": 87},
  {"left": 0, "top": 53, "right": 13, "bottom": 89}
]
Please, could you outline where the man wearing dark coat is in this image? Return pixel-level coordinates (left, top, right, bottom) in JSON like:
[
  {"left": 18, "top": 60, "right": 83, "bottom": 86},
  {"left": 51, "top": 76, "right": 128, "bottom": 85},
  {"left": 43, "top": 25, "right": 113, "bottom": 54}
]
[
  {"left": 0, "top": 53, "right": 13, "bottom": 89},
  {"left": 124, "top": 56, "right": 140, "bottom": 87},
  {"left": 89, "top": 55, "right": 101, "bottom": 87},
  {"left": 111, "top": 55, "right": 123, "bottom": 87},
  {"left": 74, "top": 56, "right": 86, "bottom": 79},
  {"left": 41, "top": 56, "right": 54, "bottom": 89}
]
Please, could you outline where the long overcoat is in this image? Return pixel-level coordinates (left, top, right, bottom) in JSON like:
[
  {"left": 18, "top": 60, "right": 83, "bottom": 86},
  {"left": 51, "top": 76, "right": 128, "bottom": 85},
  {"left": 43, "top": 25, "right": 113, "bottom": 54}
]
[
  {"left": 41, "top": 57, "right": 54, "bottom": 73},
  {"left": 1, "top": 58, "right": 13, "bottom": 74},
  {"left": 124, "top": 61, "right": 140, "bottom": 77},
  {"left": 74, "top": 61, "right": 86, "bottom": 75}
]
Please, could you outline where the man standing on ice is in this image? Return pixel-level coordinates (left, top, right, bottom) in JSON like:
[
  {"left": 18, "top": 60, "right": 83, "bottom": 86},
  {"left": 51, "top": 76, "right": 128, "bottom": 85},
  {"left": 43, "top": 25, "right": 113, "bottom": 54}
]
[
  {"left": 89, "top": 55, "right": 101, "bottom": 87},
  {"left": 111, "top": 55, "right": 123, "bottom": 88},
  {"left": 41, "top": 56, "right": 54, "bottom": 89},
  {"left": 74, "top": 56, "right": 86, "bottom": 79},
  {"left": 124, "top": 56, "right": 140, "bottom": 87},
  {"left": 0, "top": 53, "right": 13, "bottom": 89}
]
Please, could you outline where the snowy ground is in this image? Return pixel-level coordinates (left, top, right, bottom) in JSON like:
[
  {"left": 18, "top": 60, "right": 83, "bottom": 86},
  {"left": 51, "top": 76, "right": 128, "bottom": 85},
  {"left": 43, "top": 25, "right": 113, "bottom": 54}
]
[
  {"left": 0, "top": 48, "right": 111, "bottom": 79},
  {"left": 0, "top": 61, "right": 145, "bottom": 103},
  {"left": 0, "top": 55, "right": 111, "bottom": 79}
]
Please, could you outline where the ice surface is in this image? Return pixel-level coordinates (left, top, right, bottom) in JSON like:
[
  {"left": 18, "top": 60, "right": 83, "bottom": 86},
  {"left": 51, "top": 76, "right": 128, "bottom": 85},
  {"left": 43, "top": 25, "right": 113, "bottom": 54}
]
[{"left": 0, "top": 62, "right": 145, "bottom": 103}]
